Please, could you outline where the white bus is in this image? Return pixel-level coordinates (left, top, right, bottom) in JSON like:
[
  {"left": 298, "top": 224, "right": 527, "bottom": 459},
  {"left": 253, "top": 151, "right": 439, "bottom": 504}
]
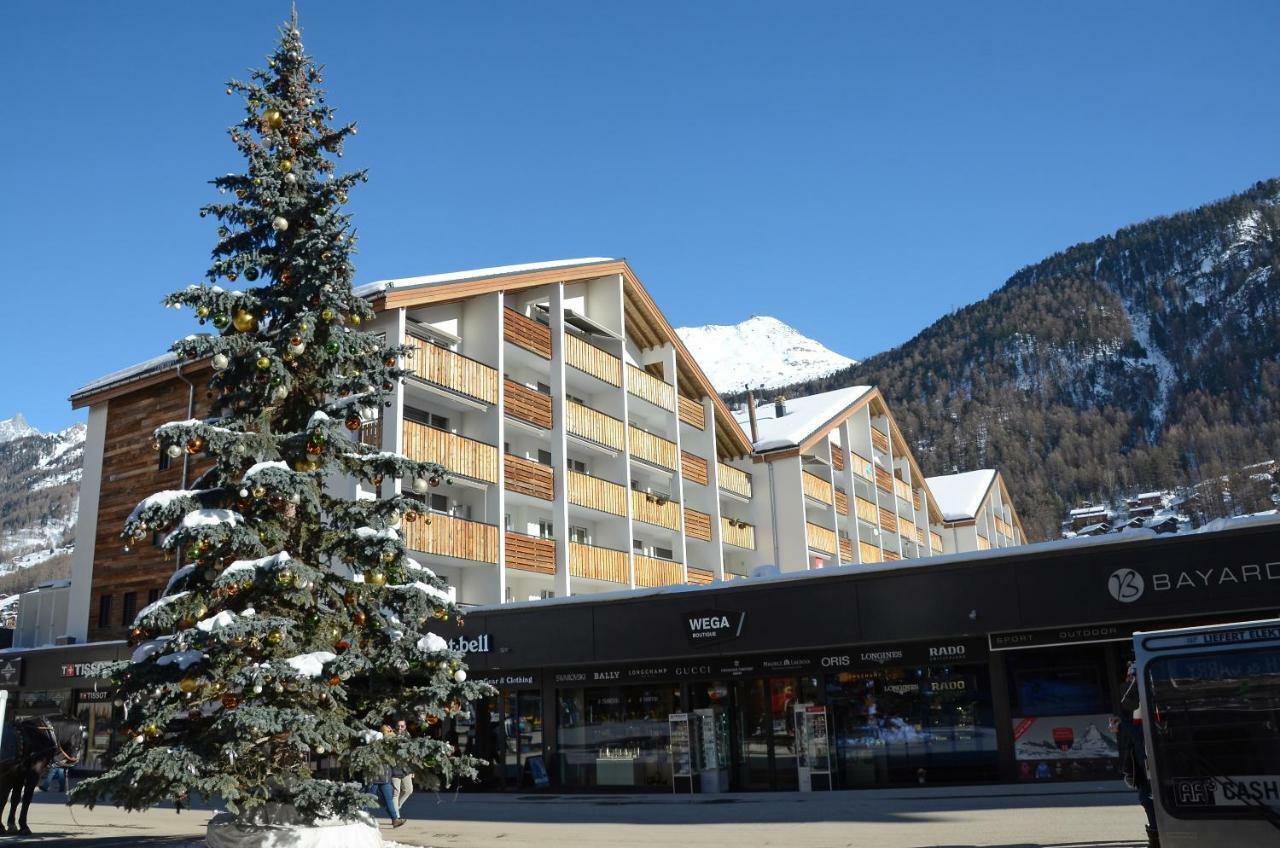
[{"left": 1134, "top": 617, "right": 1280, "bottom": 847}]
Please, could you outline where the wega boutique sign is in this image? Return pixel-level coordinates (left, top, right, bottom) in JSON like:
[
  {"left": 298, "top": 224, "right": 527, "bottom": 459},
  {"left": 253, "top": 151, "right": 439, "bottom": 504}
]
[{"left": 684, "top": 609, "right": 746, "bottom": 646}]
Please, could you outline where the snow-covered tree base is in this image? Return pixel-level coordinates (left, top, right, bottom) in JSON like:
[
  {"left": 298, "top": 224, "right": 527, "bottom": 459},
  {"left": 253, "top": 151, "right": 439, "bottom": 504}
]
[{"left": 206, "top": 804, "right": 383, "bottom": 848}]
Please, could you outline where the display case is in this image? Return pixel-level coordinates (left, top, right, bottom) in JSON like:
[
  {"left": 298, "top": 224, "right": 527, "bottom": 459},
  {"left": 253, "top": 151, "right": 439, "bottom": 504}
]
[{"left": 694, "top": 706, "right": 729, "bottom": 793}]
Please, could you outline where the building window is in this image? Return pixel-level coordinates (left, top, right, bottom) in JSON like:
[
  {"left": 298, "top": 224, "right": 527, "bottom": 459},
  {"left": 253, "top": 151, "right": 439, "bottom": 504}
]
[
  {"left": 538, "top": 520, "right": 555, "bottom": 540},
  {"left": 568, "top": 458, "right": 588, "bottom": 474},
  {"left": 569, "top": 526, "right": 590, "bottom": 544},
  {"left": 537, "top": 449, "right": 552, "bottom": 466},
  {"left": 536, "top": 382, "right": 551, "bottom": 395},
  {"left": 504, "top": 513, "right": 512, "bottom": 531},
  {"left": 147, "top": 588, "right": 160, "bottom": 605},
  {"left": 427, "top": 493, "right": 449, "bottom": 514},
  {"left": 121, "top": 592, "right": 138, "bottom": 627},
  {"left": 654, "top": 546, "right": 674, "bottom": 560},
  {"left": 97, "top": 595, "right": 112, "bottom": 629},
  {"left": 158, "top": 450, "right": 171, "bottom": 471},
  {"left": 405, "top": 407, "right": 449, "bottom": 430}
]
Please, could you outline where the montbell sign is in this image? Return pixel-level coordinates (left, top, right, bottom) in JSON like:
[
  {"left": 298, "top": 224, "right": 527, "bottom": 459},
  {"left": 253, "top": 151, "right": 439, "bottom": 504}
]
[{"left": 684, "top": 609, "right": 746, "bottom": 645}]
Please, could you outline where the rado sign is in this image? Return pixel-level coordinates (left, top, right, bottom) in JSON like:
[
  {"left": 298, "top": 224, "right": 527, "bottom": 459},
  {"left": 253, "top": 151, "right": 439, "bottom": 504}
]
[{"left": 684, "top": 609, "right": 745, "bottom": 646}]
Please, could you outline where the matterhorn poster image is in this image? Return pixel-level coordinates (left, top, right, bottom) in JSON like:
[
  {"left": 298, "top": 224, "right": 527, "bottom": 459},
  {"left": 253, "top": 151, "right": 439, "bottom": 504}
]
[{"left": 1011, "top": 715, "right": 1120, "bottom": 781}]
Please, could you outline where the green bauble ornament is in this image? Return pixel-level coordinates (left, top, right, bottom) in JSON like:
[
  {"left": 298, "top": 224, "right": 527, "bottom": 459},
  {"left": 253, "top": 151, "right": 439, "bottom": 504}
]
[{"left": 212, "top": 314, "right": 231, "bottom": 330}]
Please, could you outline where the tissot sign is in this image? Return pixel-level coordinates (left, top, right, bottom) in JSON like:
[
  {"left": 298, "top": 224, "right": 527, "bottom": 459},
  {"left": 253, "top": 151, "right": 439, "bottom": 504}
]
[
  {"left": 1106, "top": 562, "right": 1280, "bottom": 606},
  {"left": 683, "top": 609, "right": 745, "bottom": 646}
]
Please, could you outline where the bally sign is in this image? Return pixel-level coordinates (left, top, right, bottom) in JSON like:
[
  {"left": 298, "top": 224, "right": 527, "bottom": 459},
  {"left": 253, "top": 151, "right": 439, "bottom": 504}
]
[{"left": 684, "top": 609, "right": 745, "bottom": 646}]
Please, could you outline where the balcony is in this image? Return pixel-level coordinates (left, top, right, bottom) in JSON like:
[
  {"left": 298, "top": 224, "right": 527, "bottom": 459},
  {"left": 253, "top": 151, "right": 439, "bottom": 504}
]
[
  {"left": 835, "top": 488, "right": 849, "bottom": 516},
  {"left": 631, "top": 489, "right": 681, "bottom": 531},
  {"left": 678, "top": 395, "right": 706, "bottom": 430},
  {"left": 686, "top": 566, "right": 714, "bottom": 585},
  {"left": 721, "top": 516, "right": 755, "bottom": 549},
  {"left": 565, "top": 333, "right": 621, "bottom": 387},
  {"left": 839, "top": 536, "right": 853, "bottom": 561},
  {"left": 830, "top": 445, "right": 846, "bottom": 471},
  {"left": 874, "top": 466, "right": 893, "bottom": 494},
  {"left": 569, "top": 542, "right": 628, "bottom": 584},
  {"left": 635, "top": 555, "right": 683, "bottom": 588},
  {"left": 405, "top": 335, "right": 498, "bottom": 405},
  {"left": 802, "top": 471, "right": 833, "bottom": 505},
  {"left": 358, "top": 419, "right": 382, "bottom": 448},
  {"left": 996, "top": 517, "right": 1014, "bottom": 538},
  {"left": 504, "top": 379, "right": 552, "bottom": 430},
  {"left": 567, "top": 400, "right": 624, "bottom": 450},
  {"left": 893, "top": 477, "right": 912, "bottom": 503},
  {"left": 403, "top": 513, "right": 498, "bottom": 564},
  {"left": 883, "top": 550, "right": 902, "bottom": 562},
  {"left": 629, "top": 425, "right": 677, "bottom": 470},
  {"left": 806, "top": 522, "right": 837, "bottom": 555},
  {"left": 913, "top": 488, "right": 922, "bottom": 511},
  {"left": 504, "top": 453, "right": 553, "bottom": 501},
  {"left": 680, "top": 450, "right": 708, "bottom": 486},
  {"left": 503, "top": 307, "right": 551, "bottom": 359},
  {"left": 684, "top": 506, "right": 712, "bottom": 541},
  {"left": 930, "top": 530, "right": 943, "bottom": 552},
  {"left": 403, "top": 420, "right": 498, "bottom": 484},
  {"left": 871, "top": 427, "right": 890, "bottom": 455},
  {"left": 859, "top": 541, "right": 882, "bottom": 563},
  {"left": 855, "top": 496, "right": 879, "bottom": 525},
  {"left": 878, "top": 507, "right": 898, "bottom": 535},
  {"left": 568, "top": 470, "right": 627, "bottom": 517},
  {"left": 505, "top": 532, "right": 555, "bottom": 575},
  {"left": 915, "top": 526, "right": 926, "bottom": 545},
  {"left": 627, "top": 364, "right": 675, "bottom": 411},
  {"left": 851, "top": 452, "right": 874, "bottom": 483},
  {"left": 977, "top": 534, "right": 991, "bottom": 551},
  {"left": 718, "top": 462, "right": 753, "bottom": 499}
]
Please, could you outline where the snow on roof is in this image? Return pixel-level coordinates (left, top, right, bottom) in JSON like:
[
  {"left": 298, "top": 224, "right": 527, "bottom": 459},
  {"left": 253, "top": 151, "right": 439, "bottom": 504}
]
[
  {"left": 353, "top": 257, "right": 616, "bottom": 298},
  {"left": 1068, "top": 505, "right": 1110, "bottom": 517},
  {"left": 925, "top": 469, "right": 997, "bottom": 522},
  {"left": 70, "top": 350, "right": 180, "bottom": 403},
  {"left": 1077, "top": 522, "right": 1110, "bottom": 535},
  {"left": 733, "top": 386, "right": 873, "bottom": 452},
  {"left": 1136, "top": 491, "right": 1165, "bottom": 500}
]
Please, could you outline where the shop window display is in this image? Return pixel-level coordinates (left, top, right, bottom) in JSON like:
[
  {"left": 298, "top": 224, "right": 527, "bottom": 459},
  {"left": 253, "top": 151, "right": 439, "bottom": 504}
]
[{"left": 557, "top": 684, "right": 680, "bottom": 788}]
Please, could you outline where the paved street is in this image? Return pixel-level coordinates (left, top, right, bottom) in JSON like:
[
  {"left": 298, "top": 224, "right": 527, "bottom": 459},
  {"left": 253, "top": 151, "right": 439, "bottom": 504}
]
[{"left": 10, "top": 782, "right": 1150, "bottom": 847}]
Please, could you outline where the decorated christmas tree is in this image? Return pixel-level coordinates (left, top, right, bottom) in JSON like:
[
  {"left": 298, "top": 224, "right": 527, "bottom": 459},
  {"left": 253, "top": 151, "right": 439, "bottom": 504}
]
[{"left": 71, "top": 11, "right": 489, "bottom": 837}]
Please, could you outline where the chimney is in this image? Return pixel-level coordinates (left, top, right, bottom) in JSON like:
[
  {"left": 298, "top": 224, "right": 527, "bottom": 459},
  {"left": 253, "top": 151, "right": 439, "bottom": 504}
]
[
  {"left": 774, "top": 395, "right": 787, "bottom": 418},
  {"left": 746, "top": 388, "right": 759, "bottom": 444}
]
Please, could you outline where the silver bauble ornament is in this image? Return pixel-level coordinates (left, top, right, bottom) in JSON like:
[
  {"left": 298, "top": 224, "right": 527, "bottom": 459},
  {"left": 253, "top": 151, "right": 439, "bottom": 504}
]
[
  {"left": 413, "top": 477, "right": 430, "bottom": 494},
  {"left": 212, "top": 353, "right": 230, "bottom": 370},
  {"left": 272, "top": 216, "right": 289, "bottom": 231},
  {"left": 454, "top": 669, "right": 467, "bottom": 684}
]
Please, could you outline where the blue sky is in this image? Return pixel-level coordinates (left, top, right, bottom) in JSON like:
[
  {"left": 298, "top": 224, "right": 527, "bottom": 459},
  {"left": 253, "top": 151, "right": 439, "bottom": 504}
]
[{"left": 4, "top": 1, "right": 1278, "bottom": 432}]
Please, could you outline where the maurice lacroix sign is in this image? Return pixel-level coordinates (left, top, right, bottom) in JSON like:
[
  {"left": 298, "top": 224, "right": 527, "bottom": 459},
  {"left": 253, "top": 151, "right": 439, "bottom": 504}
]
[{"left": 684, "top": 609, "right": 746, "bottom": 646}]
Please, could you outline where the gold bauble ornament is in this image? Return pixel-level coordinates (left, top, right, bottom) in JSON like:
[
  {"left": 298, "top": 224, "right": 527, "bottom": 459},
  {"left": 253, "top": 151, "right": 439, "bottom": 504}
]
[
  {"left": 196, "top": 305, "right": 210, "bottom": 319},
  {"left": 263, "top": 108, "right": 284, "bottom": 129},
  {"left": 233, "top": 309, "right": 259, "bottom": 333},
  {"left": 279, "top": 159, "right": 294, "bottom": 173},
  {"left": 267, "top": 630, "right": 284, "bottom": 645},
  {"left": 367, "top": 571, "right": 386, "bottom": 587},
  {"left": 179, "top": 677, "right": 200, "bottom": 694},
  {"left": 256, "top": 356, "right": 271, "bottom": 370}
]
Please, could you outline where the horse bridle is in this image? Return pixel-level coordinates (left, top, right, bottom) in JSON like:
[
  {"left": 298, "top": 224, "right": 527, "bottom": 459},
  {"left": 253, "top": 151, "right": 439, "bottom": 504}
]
[{"left": 34, "top": 718, "right": 78, "bottom": 768}]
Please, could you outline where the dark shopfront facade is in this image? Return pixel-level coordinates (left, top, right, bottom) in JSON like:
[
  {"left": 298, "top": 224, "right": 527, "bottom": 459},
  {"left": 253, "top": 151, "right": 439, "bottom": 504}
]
[{"left": 441, "top": 518, "right": 1280, "bottom": 793}]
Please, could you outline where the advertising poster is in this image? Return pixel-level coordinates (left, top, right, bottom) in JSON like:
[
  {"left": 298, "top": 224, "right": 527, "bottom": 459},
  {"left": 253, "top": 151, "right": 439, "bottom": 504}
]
[{"left": 1012, "top": 714, "right": 1120, "bottom": 781}]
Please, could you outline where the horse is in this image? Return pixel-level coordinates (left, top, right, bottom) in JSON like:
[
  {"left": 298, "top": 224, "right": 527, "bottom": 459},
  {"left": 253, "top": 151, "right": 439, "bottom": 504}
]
[{"left": 0, "top": 715, "right": 84, "bottom": 835}]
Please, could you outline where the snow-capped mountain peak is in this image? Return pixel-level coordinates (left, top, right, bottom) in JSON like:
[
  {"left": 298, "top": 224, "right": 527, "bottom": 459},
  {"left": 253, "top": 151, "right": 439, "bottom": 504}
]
[
  {"left": 0, "top": 414, "right": 38, "bottom": 444},
  {"left": 675, "top": 315, "right": 857, "bottom": 394}
]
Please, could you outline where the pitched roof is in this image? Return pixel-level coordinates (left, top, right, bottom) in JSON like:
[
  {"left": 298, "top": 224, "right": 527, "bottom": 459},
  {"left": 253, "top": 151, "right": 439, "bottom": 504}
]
[
  {"left": 69, "top": 351, "right": 181, "bottom": 406},
  {"left": 733, "top": 386, "right": 873, "bottom": 453},
  {"left": 925, "top": 469, "right": 997, "bottom": 523},
  {"left": 353, "top": 257, "right": 615, "bottom": 299}
]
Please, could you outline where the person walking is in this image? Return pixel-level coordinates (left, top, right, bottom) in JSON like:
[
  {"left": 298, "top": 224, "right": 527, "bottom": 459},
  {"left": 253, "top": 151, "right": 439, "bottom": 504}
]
[
  {"left": 390, "top": 718, "right": 415, "bottom": 818},
  {"left": 1118, "top": 661, "right": 1158, "bottom": 848},
  {"left": 369, "top": 724, "right": 406, "bottom": 829}
]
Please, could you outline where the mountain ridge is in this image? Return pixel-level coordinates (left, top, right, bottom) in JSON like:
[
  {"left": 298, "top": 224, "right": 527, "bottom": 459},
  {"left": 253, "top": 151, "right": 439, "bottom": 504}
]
[{"left": 675, "top": 314, "right": 858, "bottom": 393}]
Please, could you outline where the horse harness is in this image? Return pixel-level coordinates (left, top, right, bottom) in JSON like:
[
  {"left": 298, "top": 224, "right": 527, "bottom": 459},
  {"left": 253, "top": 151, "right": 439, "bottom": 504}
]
[{"left": 24, "top": 718, "right": 76, "bottom": 768}]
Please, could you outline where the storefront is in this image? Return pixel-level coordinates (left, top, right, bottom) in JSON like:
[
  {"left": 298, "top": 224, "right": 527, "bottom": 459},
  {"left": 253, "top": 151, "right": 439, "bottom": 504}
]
[{"left": 438, "top": 516, "right": 1280, "bottom": 792}]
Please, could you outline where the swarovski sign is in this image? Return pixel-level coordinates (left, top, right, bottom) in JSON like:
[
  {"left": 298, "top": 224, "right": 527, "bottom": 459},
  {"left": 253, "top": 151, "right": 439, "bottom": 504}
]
[
  {"left": 1108, "top": 563, "right": 1280, "bottom": 604},
  {"left": 684, "top": 609, "right": 745, "bottom": 646}
]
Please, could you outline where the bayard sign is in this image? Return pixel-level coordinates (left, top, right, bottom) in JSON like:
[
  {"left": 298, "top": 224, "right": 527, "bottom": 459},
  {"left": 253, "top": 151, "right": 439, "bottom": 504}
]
[{"left": 683, "top": 609, "right": 746, "bottom": 646}]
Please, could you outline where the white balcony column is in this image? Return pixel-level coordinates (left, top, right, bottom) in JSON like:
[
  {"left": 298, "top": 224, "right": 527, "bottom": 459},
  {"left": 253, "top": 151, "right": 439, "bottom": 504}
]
[
  {"left": 618, "top": 291, "right": 638, "bottom": 590},
  {"left": 702, "top": 400, "right": 726, "bottom": 581},
  {"left": 482, "top": 292, "right": 507, "bottom": 604},
  {"left": 770, "top": 455, "right": 809, "bottom": 572},
  {"left": 68, "top": 402, "right": 108, "bottom": 642},
  {"left": 548, "top": 283, "right": 573, "bottom": 597},
  {"left": 838, "top": 419, "right": 860, "bottom": 565},
  {"left": 384, "top": 307, "right": 408, "bottom": 502},
  {"left": 649, "top": 343, "right": 685, "bottom": 581}
]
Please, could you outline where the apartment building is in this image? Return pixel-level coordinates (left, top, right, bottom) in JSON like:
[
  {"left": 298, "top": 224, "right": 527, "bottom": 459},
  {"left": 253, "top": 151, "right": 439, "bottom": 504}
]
[
  {"left": 926, "top": 469, "right": 1025, "bottom": 551},
  {"left": 67, "top": 257, "right": 1024, "bottom": 642}
]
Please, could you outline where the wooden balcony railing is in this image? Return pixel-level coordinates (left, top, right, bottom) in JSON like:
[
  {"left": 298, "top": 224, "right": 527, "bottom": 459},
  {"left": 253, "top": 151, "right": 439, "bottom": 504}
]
[
  {"left": 503, "top": 306, "right": 551, "bottom": 358},
  {"left": 806, "top": 522, "right": 837, "bottom": 555},
  {"left": 683, "top": 506, "right": 712, "bottom": 541},
  {"left": 879, "top": 507, "right": 898, "bottom": 535},
  {"left": 504, "top": 453, "right": 553, "bottom": 501},
  {"left": 893, "top": 476, "right": 912, "bottom": 503},
  {"left": 831, "top": 445, "right": 846, "bottom": 471},
  {"left": 883, "top": 550, "right": 902, "bottom": 561},
  {"left": 569, "top": 542, "right": 628, "bottom": 584},
  {"left": 802, "top": 471, "right": 833, "bottom": 504},
  {"left": 680, "top": 451, "right": 708, "bottom": 486},
  {"left": 403, "top": 420, "right": 498, "bottom": 484},
  {"left": 839, "top": 536, "right": 853, "bottom": 561},
  {"left": 915, "top": 526, "right": 926, "bottom": 545},
  {"left": 678, "top": 395, "right": 705, "bottom": 430},
  {"left": 912, "top": 488, "right": 922, "bottom": 510},
  {"left": 402, "top": 512, "right": 498, "bottom": 563},
  {"left": 871, "top": 427, "right": 890, "bottom": 455},
  {"left": 631, "top": 489, "right": 681, "bottom": 530},
  {"left": 635, "top": 555, "right": 683, "bottom": 588},
  {"left": 567, "top": 400, "right": 624, "bottom": 450},
  {"left": 874, "top": 466, "right": 893, "bottom": 493},
  {"left": 405, "top": 335, "right": 497, "bottom": 404},
  {"left": 686, "top": 566, "right": 714, "bottom": 585},
  {"left": 568, "top": 471, "right": 627, "bottom": 517},
  {"left": 996, "top": 517, "right": 1014, "bottom": 538},
  {"left": 358, "top": 420, "right": 382, "bottom": 448},
  {"left": 718, "top": 462, "right": 753, "bottom": 499},
  {"left": 505, "top": 532, "right": 555, "bottom": 575},
  {"left": 721, "top": 517, "right": 755, "bottom": 549},
  {"left": 855, "top": 496, "right": 879, "bottom": 525},
  {"left": 835, "top": 488, "right": 849, "bottom": 516},
  {"left": 627, "top": 364, "right": 675, "bottom": 411},
  {"left": 851, "top": 452, "right": 874, "bottom": 482},
  {"left": 859, "top": 541, "right": 882, "bottom": 563},
  {"left": 977, "top": 534, "right": 991, "bottom": 551},
  {"left": 930, "top": 530, "right": 943, "bottom": 552},
  {"left": 503, "top": 379, "right": 552, "bottom": 429},
  {"left": 564, "top": 333, "right": 621, "bottom": 386},
  {"left": 629, "top": 425, "right": 677, "bottom": 470}
]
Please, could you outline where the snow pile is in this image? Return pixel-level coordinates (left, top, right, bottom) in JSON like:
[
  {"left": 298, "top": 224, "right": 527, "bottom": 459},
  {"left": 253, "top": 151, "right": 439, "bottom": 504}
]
[
  {"left": 285, "top": 651, "right": 337, "bottom": 679},
  {"left": 416, "top": 633, "right": 448, "bottom": 653},
  {"left": 676, "top": 315, "right": 858, "bottom": 393},
  {"left": 156, "top": 650, "right": 207, "bottom": 671},
  {"left": 134, "top": 590, "right": 190, "bottom": 624}
]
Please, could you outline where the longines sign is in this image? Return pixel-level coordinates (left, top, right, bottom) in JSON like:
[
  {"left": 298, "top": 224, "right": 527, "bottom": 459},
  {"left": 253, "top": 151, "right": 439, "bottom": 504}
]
[{"left": 683, "top": 609, "right": 746, "bottom": 646}]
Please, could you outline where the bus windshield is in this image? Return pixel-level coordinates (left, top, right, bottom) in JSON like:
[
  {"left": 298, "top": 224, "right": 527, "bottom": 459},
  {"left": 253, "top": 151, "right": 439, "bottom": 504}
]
[{"left": 1146, "top": 647, "right": 1280, "bottom": 819}]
